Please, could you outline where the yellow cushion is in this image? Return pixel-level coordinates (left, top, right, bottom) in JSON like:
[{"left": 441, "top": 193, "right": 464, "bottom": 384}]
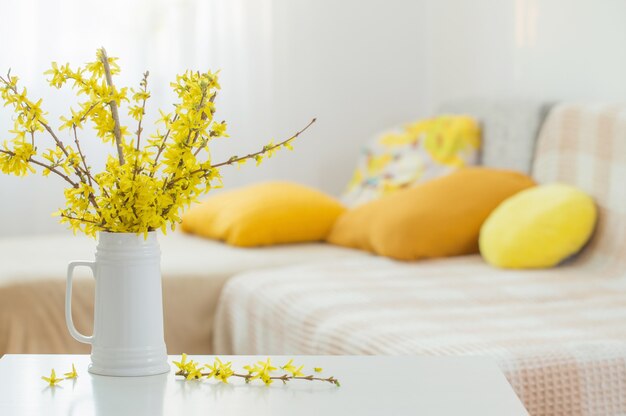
[
  {"left": 327, "top": 168, "right": 536, "bottom": 261},
  {"left": 479, "top": 184, "right": 597, "bottom": 269},
  {"left": 181, "top": 181, "right": 345, "bottom": 247}
]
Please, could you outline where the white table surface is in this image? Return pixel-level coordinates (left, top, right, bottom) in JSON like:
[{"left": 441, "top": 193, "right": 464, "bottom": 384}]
[{"left": 0, "top": 354, "right": 528, "bottom": 416}]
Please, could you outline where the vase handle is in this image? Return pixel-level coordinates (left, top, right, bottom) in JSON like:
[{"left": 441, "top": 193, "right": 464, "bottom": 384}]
[{"left": 66, "top": 260, "right": 96, "bottom": 344}]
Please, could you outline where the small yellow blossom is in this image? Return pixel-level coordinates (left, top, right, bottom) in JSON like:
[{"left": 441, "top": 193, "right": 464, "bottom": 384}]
[
  {"left": 243, "top": 357, "right": 278, "bottom": 385},
  {"left": 173, "top": 353, "right": 191, "bottom": 372},
  {"left": 64, "top": 363, "right": 78, "bottom": 379},
  {"left": 173, "top": 354, "right": 203, "bottom": 379},
  {"left": 258, "top": 358, "right": 277, "bottom": 374},
  {"left": 205, "top": 360, "right": 218, "bottom": 379},
  {"left": 211, "top": 121, "right": 228, "bottom": 138},
  {"left": 41, "top": 369, "right": 63, "bottom": 387},
  {"left": 290, "top": 365, "right": 305, "bottom": 377},
  {"left": 243, "top": 363, "right": 259, "bottom": 375},
  {"left": 283, "top": 139, "right": 294, "bottom": 151},
  {"left": 264, "top": 141, "right": 277, "bottom": 158},
  {"left": 280, "top": 359, "right": 304, "bottom": 377},
  {"left": 206, "top": 358, "right": 234, "bottom": 383},
  {"left": 314, "top": 367, "right": 323, "bottom": 373},
  {"left": 256, "top": 358, "right": 277, "bottom": 385},
  {"left": 185, "top": 361, "right": 203, "bottom": 380},
  {"left": 280, "top": 359, "right": 296, "bottom": 372}
]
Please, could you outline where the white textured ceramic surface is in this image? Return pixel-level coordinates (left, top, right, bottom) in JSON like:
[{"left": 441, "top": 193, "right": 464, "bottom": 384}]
[
  {"left": 65, "top": 232, "right": 170, "bottom": 376},
  {"left": 0, "top": 355, "right": 528, "bottom": 416}
]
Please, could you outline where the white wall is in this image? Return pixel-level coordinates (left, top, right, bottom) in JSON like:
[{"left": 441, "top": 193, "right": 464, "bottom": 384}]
[
  {"left": 1, "top": 0, "right": 626, "bottom": 236},
  {"left": 427, "top": 0, "right": 626, "bottom": 104}
]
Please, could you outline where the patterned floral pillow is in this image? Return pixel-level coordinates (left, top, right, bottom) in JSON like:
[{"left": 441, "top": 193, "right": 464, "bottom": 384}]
[{"left": 342, "top": 115, "right": 481, "bottom": 206}]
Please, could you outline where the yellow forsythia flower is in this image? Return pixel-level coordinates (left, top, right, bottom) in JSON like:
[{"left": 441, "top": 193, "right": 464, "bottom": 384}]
[
  {"left": 205, "top": 358, "right": 234, "bottom": 383},
  {"left": 64, "top": 363, "right": 78, "bottom": 379},
  {"left": 280, "top": 359, "right": 304, "bottom": 377},
  {"left": 185, "top": 361, "right": 203, "bottom": 380},
  {"left": 41, "top": 369, "right": 63, "bottom": 386},
  {"left": 172, "top": 353, "right": 189, "bottom": 372}
]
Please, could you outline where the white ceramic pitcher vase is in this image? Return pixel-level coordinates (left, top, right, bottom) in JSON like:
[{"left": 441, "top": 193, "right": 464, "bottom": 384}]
[{"left": 65, "top": 231, "right": 170, "bottom": 376}]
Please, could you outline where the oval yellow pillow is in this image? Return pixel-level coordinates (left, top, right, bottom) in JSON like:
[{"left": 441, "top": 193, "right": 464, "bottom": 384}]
[
  {"left": 479, "top": 184, "right": 597, "bottom": 269},
  {"left": 327, "top": 167, "right": 536, "bottom": 261},
  {"left": 181, "top": 181, "right": 345, "bottom": 247}
]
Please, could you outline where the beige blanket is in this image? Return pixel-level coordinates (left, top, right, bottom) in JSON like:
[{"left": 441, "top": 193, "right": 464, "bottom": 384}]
[{"left": 0, "top": 277, "right": 227, "bottom": 355}]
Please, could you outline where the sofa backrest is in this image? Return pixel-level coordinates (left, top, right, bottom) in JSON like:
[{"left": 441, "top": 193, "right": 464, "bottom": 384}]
[
  {"left": 532, "top": 103, "right": 626, "bottom": 273},
  {"left": 438, "top": 98, "right": 551, "bottom": 174}
]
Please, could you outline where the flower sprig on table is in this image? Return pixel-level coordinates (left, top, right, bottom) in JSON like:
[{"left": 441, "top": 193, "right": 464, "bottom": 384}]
[
  {"left": 173, "top": 354, "right": 340, "bottom": 387},
  {"left": 0, "top": 48, "right": 315, "bottom": 236},
  {"left": 41, "top": 364, "right": 78, "bottom": 387}
]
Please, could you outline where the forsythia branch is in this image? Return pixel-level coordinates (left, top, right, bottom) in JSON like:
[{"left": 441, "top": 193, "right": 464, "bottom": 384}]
[
  {"left": 211, "top": 118, "right": 316, "bottom": 168},
  {"left": 172, "top": 355, "right": 340, "bottom": 387},
  {"left": 99, "top": 47, "right": 125, "bottom": 166},
  {"left": 0, "top": 50, "right": 316, "bottom": 236}
]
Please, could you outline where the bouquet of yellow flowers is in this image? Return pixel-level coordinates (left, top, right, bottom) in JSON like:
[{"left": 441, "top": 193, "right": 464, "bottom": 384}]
[{"left": 0, "top": 48, "right": 314, "bottom": 236}]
